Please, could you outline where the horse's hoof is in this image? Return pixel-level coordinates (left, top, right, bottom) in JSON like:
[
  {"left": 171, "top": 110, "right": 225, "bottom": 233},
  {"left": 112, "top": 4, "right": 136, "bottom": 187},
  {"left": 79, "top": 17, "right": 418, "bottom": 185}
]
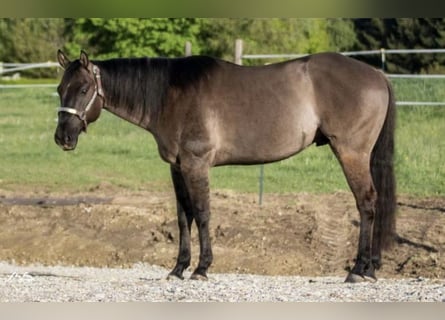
[
  {"left": 190, "top": 273, "right": 208, "bottom": 281},
  {"left": 345, "top": 272, "right": 377, "bottom": 283},
  {"left": 166, "top": 273, "right": 184, "bottom": 281}
]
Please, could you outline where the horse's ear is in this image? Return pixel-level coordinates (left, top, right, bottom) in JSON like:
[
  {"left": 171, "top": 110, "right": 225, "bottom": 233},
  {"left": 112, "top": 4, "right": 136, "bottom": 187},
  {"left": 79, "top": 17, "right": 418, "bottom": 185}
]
[
  {"left": 57, "top": 49, "right": 71, "bottom": 69},
  {"left": 79, "top": 50, "right": 90, "bottom": 68}
]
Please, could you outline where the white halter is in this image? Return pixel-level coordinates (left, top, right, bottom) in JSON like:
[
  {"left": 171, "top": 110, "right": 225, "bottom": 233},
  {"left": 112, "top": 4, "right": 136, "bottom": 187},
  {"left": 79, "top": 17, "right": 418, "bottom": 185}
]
[{"left": 58, "top": 64, "right": 104, "bottom": 131}]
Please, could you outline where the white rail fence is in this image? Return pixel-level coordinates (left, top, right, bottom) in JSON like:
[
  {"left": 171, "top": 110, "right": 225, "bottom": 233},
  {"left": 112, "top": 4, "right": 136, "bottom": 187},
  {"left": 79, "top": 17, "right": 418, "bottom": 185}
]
[
  {"left": 0, "top": 61, "right": 60, "bottom": 75},
  {"left": 0, "top": 61, "right": 60, "bottom": 88},
  {"left": 235, "top": 40, "right": 445, "bottom": 108},
  {"left": 2, "top": 45, "right": 445, "bottom": 95}
]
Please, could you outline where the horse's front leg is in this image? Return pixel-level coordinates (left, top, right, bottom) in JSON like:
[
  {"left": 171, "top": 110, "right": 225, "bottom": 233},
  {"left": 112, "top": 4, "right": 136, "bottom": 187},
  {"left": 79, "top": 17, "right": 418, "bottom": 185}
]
[
  {"left": 179, "top": 154, "right": 213, "bottom": 280},
  {"left": 188, "top": 172, "right": 213, "bottom": 280},
  {"left": 167, "top": 165, "right": 194, "bottom": 280}
]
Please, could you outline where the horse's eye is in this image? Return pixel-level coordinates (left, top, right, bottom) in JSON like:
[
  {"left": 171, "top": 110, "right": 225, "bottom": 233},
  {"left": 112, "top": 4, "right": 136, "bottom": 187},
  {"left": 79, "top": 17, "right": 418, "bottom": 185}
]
[{"left": 81, "top": 88, "right": 88, "bottom": 94}]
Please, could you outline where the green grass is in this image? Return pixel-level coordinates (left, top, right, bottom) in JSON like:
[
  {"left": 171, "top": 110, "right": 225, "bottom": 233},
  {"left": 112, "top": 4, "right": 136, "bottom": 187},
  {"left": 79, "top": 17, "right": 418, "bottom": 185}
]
[
  {"left": 393, "top": 105, "right": 445, "bottom": 196},
  {"left": 0, "top": 81, "right": 444, "bottom": 196},
  {"left": 391, "top": 77, "right": 445, "bottom": 103}
]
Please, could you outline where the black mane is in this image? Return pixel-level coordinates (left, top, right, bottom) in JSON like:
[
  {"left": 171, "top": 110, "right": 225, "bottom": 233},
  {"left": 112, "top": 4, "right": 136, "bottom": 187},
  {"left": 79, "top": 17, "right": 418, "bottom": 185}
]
[{"left": 95, "top": 56, "right": 218, "bottom": 125}]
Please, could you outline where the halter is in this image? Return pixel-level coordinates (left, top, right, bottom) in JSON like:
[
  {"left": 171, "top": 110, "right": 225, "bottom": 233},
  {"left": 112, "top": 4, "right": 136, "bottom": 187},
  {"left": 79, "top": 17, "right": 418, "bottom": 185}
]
[{"left": 58, "top": 64, "right": 105, "bottom": 132}]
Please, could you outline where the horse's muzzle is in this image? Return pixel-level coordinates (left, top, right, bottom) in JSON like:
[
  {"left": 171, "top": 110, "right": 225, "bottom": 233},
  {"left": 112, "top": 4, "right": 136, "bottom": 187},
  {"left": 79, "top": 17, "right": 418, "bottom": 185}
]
[{"left": 54, "top": 129, "right": 78, "bottom": 151}]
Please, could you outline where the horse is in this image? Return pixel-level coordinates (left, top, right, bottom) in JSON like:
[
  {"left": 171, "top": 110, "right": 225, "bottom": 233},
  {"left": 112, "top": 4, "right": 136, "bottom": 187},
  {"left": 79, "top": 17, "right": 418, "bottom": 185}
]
[{"left": 54, "top": 50, "right": 396, "bottom": 282}]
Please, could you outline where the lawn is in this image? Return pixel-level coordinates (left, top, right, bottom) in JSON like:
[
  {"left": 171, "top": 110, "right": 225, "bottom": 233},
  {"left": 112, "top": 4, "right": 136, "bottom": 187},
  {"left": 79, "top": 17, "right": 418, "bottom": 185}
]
[{"left": 0, "top": 79, "right": 444, "bottom": 196}]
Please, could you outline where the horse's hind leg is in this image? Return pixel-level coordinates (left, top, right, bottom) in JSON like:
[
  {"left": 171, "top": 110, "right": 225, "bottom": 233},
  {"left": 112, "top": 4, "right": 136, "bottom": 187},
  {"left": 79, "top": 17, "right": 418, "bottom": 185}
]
[{"left": 332, "top": 147, "right": 378, "bottom": 282}]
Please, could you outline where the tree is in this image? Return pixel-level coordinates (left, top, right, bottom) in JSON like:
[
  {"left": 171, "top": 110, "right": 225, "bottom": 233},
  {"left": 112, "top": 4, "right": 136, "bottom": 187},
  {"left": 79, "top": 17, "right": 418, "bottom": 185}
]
[
  {"left": 353, "top": 18, "right": 445, "bottom": 73},
  {"left": 63, "top": 18, "right": 202, "bottom": 59},
  {"left": 0, "top": 18, "right": 359, "bottom": 78},
  {"left": 197, "top": 18, "right": 357, "bottom": 64},
  {"left": 0, "top": 18, "right": 65, "bottom": 77},
  {"left": 326, "top": 18, "right": 358, "bottom": 52},
  {"left": 63, "top": 18, "right": 357, "bottom": 65}
]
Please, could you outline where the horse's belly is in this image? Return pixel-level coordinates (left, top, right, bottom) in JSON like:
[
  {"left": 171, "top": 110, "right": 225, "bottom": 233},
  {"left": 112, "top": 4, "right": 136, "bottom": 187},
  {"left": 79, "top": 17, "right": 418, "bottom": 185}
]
[{"left": 214, "top": 118, "right": 318, "bottom": 166}]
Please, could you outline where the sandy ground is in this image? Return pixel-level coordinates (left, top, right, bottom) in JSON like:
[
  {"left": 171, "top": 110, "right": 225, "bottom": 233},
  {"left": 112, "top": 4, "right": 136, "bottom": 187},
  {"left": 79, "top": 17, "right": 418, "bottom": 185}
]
[{"left": 0, "top": 186, "right": 443, "bottom": 280}]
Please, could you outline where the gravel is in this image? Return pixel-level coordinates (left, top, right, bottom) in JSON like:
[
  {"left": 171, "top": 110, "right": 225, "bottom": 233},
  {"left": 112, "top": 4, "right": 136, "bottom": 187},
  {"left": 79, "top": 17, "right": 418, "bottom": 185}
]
[{"left": 0, "top": 262, "right": 443, "bottom": 302}]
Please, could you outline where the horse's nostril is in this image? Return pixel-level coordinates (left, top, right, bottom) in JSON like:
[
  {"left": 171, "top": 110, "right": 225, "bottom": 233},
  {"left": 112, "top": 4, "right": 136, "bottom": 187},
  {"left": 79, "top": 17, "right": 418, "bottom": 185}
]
[
  {"left": 65, "top": 135, "right": 72, "bottom": 144},
  {"left": 54, "top": 133, "right": 62, "bottom": 146}
]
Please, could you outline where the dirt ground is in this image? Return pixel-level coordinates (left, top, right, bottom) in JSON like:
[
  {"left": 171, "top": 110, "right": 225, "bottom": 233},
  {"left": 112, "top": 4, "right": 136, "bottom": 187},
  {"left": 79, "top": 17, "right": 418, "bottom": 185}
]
[{"left": 0, "top": 185, "right": 443, "bottom": 279}]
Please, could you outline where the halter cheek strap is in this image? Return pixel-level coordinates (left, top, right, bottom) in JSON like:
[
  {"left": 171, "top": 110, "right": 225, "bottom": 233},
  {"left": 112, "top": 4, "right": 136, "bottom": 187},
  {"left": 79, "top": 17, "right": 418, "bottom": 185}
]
[{"left": 58, "top": 64, "right": 104, "bottom": 131}]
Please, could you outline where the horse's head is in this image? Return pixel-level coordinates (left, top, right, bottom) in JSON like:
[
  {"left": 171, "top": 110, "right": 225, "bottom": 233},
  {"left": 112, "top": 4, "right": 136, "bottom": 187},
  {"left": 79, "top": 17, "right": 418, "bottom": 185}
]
[{"left": 54, "top": 50, "right": 105, "bottom": 151}]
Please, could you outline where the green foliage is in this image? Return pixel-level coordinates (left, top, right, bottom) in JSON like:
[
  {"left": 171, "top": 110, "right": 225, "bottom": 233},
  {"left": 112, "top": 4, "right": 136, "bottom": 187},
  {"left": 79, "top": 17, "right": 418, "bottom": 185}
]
[
  {"left": 326, "top": 19, "right": 358, "bottom": 52},
  {"left": 0, "top": 18, "right": 357, "bottom": 71},
  {"left": 353, "top": 18, "right": 445, "bottom": 73},
  {"left": 0, "top": 18, "right": 65, "bottom": 77},
  {"left": 1, "top": 18, "right": 445, "bottom": 77},
  {"left": 63, "top": 18, "right": 202, "bottom": 59},
  {"left": 198, "top": 18, "right": 356, "bottom": 64}
]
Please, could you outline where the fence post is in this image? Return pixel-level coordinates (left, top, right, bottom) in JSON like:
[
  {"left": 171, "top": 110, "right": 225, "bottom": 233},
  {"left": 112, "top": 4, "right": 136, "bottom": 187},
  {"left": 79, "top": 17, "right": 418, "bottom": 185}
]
[
  {"left": 380, "top": 48, "right": 386, "bottom": 71},
  {"left": 235, "top": 39, "right": 243, "bottom": 65},
  {"left": 258, "top": 164, "right": 265, "bottom": 205},
  {"left": 185, "top": 41, "right": 192, "bottom": 57}
]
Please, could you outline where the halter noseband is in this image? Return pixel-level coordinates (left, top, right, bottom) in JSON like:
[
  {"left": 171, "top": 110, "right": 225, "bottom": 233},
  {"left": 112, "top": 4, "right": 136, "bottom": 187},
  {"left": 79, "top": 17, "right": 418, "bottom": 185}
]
[{"left": 58, "top": 64, "right": 104, "bottom": 131}]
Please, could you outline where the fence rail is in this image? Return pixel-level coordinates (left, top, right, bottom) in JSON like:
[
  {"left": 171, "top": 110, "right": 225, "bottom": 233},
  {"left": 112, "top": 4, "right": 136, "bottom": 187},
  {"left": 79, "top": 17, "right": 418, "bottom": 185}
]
[
  {"left": 0, "top": 84, "right": 57, "bottom": 89},
  {"left": 386, "top": 74, "right": 445, "bottom": 79},
  {"left": 236, "top": 41, "right": 445, "bottom": 107},
  {"left": 0, "top": 61, "right": 59, "bottom": 75},
  {"left": 242, "top": 48, "right": 445, "bottom": 61}
]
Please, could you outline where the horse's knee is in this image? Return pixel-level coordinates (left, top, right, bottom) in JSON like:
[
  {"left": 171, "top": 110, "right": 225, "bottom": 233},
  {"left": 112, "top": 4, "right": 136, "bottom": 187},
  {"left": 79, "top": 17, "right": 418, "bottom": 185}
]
[{"left": 194, "top": 209, "right": 210, "bottom": 228}]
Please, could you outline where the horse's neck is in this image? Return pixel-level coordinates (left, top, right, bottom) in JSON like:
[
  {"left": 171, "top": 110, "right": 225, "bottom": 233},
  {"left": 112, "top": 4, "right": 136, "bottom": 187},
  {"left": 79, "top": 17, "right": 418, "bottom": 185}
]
[
  {"left": 99, "top": 70, "right": 151, "bottom": 130},
  {"left": 97, "top": 59, "right": 166, "bottom": 131}
]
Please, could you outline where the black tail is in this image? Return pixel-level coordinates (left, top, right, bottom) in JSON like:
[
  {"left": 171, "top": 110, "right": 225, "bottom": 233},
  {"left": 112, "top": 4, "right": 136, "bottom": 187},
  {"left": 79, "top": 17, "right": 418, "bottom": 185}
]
[{"left": 371, "top": 77, "right": 397, "bottom": 250}]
